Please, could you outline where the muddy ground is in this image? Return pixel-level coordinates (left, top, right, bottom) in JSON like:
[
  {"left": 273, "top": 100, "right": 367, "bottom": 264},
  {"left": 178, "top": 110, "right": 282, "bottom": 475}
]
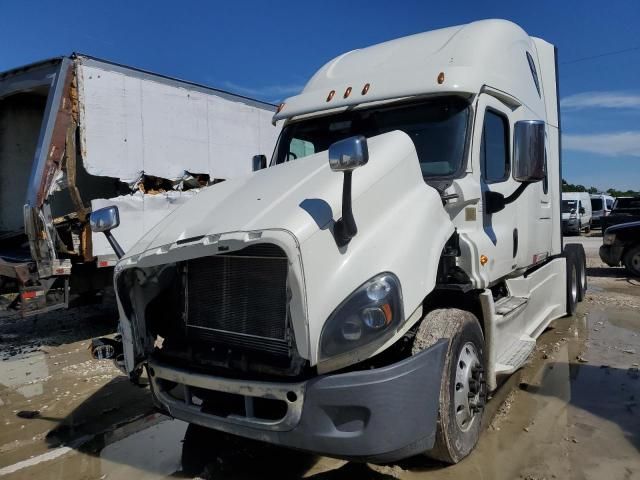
[{"left": 0, "top": 235, "right": 638, "bottom": 479}]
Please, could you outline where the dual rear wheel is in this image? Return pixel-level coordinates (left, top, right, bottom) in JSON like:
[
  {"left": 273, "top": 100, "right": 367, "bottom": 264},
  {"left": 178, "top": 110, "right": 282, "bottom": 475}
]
[{"left": 564, "top": 243, "right": 587, "bottom": 315}]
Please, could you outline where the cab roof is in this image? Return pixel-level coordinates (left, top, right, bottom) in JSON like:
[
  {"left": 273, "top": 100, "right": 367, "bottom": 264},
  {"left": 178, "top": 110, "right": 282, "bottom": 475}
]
[{"left": 274, "top": 19, "right": 550, "bottom": 123}]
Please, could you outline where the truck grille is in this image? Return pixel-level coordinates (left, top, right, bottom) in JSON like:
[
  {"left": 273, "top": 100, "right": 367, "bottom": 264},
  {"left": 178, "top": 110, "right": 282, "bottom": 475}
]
[{"left": 185, "top": 244, "right": 290, "bottom": 356}]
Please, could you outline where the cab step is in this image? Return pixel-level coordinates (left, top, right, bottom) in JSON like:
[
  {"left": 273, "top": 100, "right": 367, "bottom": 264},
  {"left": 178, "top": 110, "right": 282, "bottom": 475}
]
[
  {"left": 495, "top": 336, "right": 536, "bottom": 375},
  {"left": 494, "top": 295, "right": 528, "bottom": 317}
]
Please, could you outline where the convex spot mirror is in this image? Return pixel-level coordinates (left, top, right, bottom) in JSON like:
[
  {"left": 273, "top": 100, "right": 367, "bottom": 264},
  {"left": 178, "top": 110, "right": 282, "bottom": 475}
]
[
  {"left": 90, "top": 206, "right": 120, "bottom": 233},
  {"left": 513, "top": 120, "right": 545, "bottom": 182},
  {"left": 252, "top": 154, "right": 267, "bottom": 171},
  {"left": 329, "top": 135, "right": 369, "bottom": 172}
]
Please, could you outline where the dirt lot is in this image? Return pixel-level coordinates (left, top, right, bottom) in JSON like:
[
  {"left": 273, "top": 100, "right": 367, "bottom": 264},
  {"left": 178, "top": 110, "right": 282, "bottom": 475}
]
[{"left": 1, "top": 235, "right": 638, "bottom": 480}]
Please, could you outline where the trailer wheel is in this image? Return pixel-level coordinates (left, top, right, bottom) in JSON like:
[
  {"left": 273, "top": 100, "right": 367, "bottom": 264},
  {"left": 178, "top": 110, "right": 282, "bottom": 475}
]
[
  {"left": 623, "top": 244, "right": 640, "bottom": 277},
  {"left": 412, "top": 309, "right": 486, "bottom": 464}
]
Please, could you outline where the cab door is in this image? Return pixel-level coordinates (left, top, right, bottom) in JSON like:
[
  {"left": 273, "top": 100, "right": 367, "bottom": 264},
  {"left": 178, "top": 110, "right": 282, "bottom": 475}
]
[{"left": 473, "top": 94, "right": 518, "bottom": 282}]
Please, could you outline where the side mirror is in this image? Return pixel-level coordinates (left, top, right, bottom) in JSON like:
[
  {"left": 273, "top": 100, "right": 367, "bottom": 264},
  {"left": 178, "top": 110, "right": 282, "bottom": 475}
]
[
  {"left": 579, "top": 207, "right": 585, "bottom": 214},
  {"left": 252, "top": 155, "right": 267, "bottom": 171},
  {"left": 328, "top": 136, "right": 369, "bottom": 246},
  {"left": 513, "top": 120, "right": 545, "bottom": 182},
  {"left": 328, "top": 135, "right": 369, "bottom": 172},
  {"left": 90, "top": 206, "right": 124, "bottom": 259},
  {"left": 90, "top": 206, "right": 120, "bottom": 232}
]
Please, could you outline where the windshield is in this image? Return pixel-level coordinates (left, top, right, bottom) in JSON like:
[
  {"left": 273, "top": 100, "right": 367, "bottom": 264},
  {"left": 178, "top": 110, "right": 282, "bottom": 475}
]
[
  {"left": 562, "top": 200, "right": 577, "bottom": 213},
  {"left": 272, "top": 97, "right": 470, "bottom": 177},
  {"left": 590, "top": 198, "right": 603, "bottom": 210}
]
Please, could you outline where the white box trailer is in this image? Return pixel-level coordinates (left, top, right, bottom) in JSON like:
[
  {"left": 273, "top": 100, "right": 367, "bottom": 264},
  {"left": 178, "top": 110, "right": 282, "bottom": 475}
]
[
  {"left": 97, "top": 20, "right": 587, "bottom": 464},
  {"left": 0, "top": 54, "right": 281, "bottom": 315}
]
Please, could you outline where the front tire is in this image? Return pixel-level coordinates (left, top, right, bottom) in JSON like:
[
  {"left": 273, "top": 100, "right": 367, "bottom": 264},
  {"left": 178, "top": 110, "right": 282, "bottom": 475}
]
[{"left": 412, "top": 309, "right": 486, "bottom": 464}]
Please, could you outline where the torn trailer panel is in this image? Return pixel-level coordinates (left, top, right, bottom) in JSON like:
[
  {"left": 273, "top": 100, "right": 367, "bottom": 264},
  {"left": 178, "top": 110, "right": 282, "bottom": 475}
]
[{"left": 0, "top": 54, "right": 282, "bottom": 316}]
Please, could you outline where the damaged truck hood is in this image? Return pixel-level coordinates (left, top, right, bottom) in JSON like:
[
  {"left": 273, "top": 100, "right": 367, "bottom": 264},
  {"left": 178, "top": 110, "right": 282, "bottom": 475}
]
[{"left": 123, "top": 130, "right": 424, "bottom": 259}]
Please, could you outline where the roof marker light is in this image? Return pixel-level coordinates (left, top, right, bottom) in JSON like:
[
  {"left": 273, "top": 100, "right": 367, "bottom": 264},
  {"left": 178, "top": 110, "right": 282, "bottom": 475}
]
[
  {"left": 276, "top": 103, "right": 285, "bottom": 114},
  {"left": 362, "top": 83, "right": 370, "bottom": 95},
  {"left": 480, "top": 255, "right": 488, "bottom": 266},
  {"left": 437, "top": 72, "right": 445, "bottom": 84},
  {"left": 326, "top": 90, "right": 335, "bottom": 102},
  {"left": 344, "top": 86, "right": 352, "bottom": 99}
]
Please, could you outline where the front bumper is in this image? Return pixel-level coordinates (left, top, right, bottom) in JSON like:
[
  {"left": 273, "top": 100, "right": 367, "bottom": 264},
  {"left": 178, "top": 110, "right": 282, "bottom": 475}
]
[
  {"left": 599, "top": 244, "right": 624, "bottom": 267},
  {"left": 148, "top": 339, "right": 448, "bottom": 462}
]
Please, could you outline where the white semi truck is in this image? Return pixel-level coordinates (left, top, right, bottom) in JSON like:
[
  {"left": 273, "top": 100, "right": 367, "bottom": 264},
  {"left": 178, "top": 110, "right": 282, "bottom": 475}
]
[
  {"left": 93, "top": 20, "right": 587, "bottom": 463},
  {"left": 0, "top": 54, "right": 279, "bottom": 316}
]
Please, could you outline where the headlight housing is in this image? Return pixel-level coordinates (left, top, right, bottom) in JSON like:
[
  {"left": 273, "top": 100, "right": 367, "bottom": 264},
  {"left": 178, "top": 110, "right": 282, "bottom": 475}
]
[
  {"left": 320, "top": 273, "right": 403, "bottom": 360},
  {"left": 603, "top": 233, "right": 616, "bottom": 245}
]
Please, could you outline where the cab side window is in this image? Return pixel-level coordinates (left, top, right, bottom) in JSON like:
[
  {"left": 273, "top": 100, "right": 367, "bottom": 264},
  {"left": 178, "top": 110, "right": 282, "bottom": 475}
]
[{"left": 480, "top": 110, "right": 510, "bottom": 183}]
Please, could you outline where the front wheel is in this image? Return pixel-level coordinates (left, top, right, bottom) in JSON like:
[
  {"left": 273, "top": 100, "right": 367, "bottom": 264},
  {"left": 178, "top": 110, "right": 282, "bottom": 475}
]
[{"left": 412, "top": 309, "right": 486, "bottom": 464}]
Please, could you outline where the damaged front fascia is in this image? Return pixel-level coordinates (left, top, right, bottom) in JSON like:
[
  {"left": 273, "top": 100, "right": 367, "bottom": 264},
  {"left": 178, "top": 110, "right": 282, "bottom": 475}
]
[{"left": 117, "top": 263, "right": 307, "bottom": 378}]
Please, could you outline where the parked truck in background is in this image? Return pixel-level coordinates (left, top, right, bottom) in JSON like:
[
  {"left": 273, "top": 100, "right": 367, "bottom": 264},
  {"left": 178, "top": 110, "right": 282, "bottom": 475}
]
[
  {"left": 601, "top": 196, "right": 640, "bottom": 231},
  {"left": 600, "top": 220, "right": 640, "bottom": 276},
  {"left": 0, "top": 54, "right": 280, "bottom": 316},
  {"left": 590, "top": 193, "right": 614, "bottom": 229},
  {"left": 561, "top": 192, "right": 592, "bottom": 234},
  {"left": 93, "top": 20, "right": 587, "bottom": 464}
]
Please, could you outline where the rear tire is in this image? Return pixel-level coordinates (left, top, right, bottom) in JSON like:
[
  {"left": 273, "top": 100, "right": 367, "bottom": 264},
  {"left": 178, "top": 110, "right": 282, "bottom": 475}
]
[
  {"left": 564, "top": 252, "right": 578, "bottom": 316},
  {"left": 565, "top": 243, "right": 587, "bottom": 301},
  {"left": 623, "top": 244, "right": 640, "bottom": 277},
  {"left": 412, "top": 309, "right": 486, "bottom": 464}
]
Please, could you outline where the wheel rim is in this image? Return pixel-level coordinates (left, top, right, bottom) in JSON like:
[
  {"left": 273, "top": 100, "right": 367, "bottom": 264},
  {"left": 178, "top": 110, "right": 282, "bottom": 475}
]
[
  {"left": 571, "top": 265, "right": 578, "bottom": 303},
  {"left": 453, "top": 342, "right": 485, "bottom": 432}
]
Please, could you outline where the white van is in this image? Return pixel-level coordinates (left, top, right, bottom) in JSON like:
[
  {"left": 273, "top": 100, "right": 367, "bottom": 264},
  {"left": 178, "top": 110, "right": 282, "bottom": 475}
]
[
  {"left": 590, "top": 193, "right": 615, "bottom": 228},
  {"left": 562, "top": 192, "right": 592, "bottom": 234}
]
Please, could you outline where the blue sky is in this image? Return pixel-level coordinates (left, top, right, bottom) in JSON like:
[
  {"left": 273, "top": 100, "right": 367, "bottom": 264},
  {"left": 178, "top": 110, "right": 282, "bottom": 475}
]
[{"left": 1, "top": 0, "right": 639, "bottom": 190}]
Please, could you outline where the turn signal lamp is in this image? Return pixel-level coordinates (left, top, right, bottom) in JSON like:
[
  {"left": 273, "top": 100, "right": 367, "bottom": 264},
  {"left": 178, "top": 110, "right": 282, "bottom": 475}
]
[
  {"left": 480, "top": 255, "right": 488, "bottom": 266},
  {"left": 437, "top": 72, "right": 445, "bottom": 84},
  {"left": 326, "top": 90, "right": 335, "bottom": 102}
]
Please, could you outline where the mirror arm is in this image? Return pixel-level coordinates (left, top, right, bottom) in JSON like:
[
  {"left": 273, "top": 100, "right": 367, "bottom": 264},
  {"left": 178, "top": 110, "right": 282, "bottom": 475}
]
[
  {"left": 503, "top": 182, "right": 530, "bottom": 206},
  {"left": 103, "top": 231, "right": 125, "bottom": 259},
  {"left": 334, "top": 171, "right": 357, "bottom": 247}
]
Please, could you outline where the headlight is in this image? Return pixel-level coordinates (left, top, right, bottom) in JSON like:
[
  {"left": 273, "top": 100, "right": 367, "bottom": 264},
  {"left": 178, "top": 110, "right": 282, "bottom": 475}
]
[
  {"left": 320, "top": 273, "right": 403, "bottom": 360},
  {"left": 603, "top": 233, "right": 616, "bottom": 245}
]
